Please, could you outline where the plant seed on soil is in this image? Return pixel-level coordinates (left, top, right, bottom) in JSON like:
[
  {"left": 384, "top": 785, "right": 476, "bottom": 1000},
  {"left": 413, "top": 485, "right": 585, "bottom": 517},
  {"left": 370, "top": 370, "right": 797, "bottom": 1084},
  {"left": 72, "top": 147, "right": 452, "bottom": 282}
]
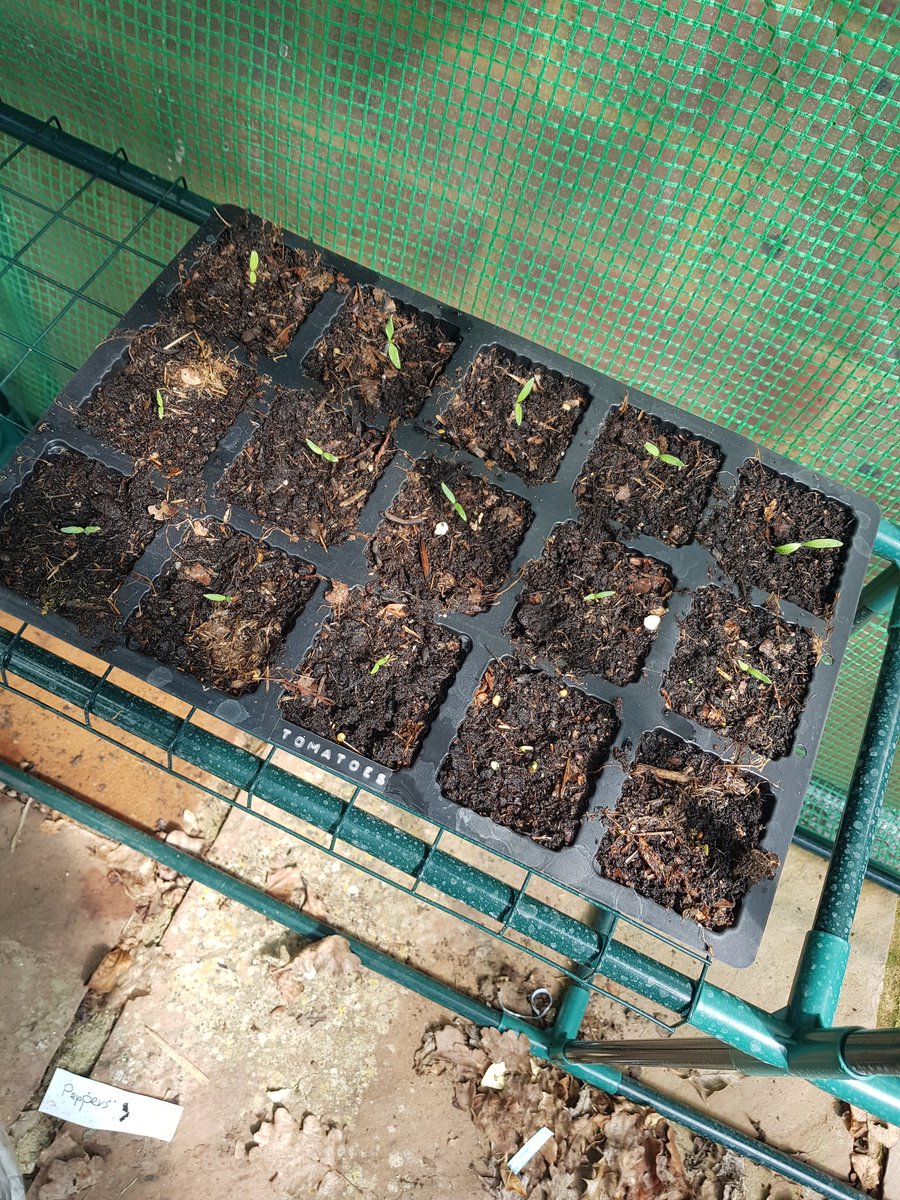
[
  {"left": 438, "top": 658, "right": 617, "bottom": 849},
  {"left": 304, "top": 285, "right": 459, "bottom": 421},
  {"left": 701, "top": 459, "right": 855, "bottom": 616},
  {"left": 597, "top": 730, "right": 779, "bottom": 930},
  {"left": 369, "top": 454, "right": 533, "bottom": 615},
  {"left": 126, "top": 521, "right": 317, "bottom": 695},
  {"left": 506, "top": 520, "right": 673, "bottom": 685},
  {"left": 437, "top": 346, "right": 588, "bottom": 484},
  {"left": 171, "top": 211, "right": 337, "bottom": 360},
  {"left": 661, "top": 586, "right": 815, "bottom": 758},
  {"left": 575, "top": 398, "right": 722, "bottom": 546},
  {"left": 0, "top": 449, "right": 163, "bottom": 633},
  {"left": 218, "top": 385, "right": 396, "bottom": 547},
  {"left": 279, "top": 583, "right": 465, "bottom": 770},
  {"left": 76, "top": 321, "right": 259, "bottom": 481}
]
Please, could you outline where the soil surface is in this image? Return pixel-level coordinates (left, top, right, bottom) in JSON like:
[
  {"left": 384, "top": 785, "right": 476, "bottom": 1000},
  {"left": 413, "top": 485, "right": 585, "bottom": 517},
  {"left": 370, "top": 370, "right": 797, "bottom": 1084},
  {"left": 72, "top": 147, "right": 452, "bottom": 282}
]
[
  {"left": 126, "top": 520, "right": 317, "bottom": 695},
  {"left": 172, "top": 211, "right": 337, "bottom": 360},
  {"left": 661, "top": 586, "right": 815, "bottom": 758},
  {"left": 437, "top": 346, "right": 588, "bottom": 484},
  {"left": 702, "top": 458, "right": 855, "bottom": 616},
  {"left": 438, "top": 658, "right": 617, "bottom": 849},
  {"left": 575, "top": 398, "right": 722, "bottom": 546},
  {"left": 506, "top": 521, "right": 673, "bottom": 685},
  {"left": 304, "top": 285, "right": 459, "bottom": 421},
  {"left": 0, "top": 449, "right": 162, "bottom": 633},
  {"left": 77, "top": 321, "right": 259, "bottom": 479},
  {"left": 368, "top": 455, "right": 532, "bottom": 616},
  {"left": 597, "top": 730, "right": 779, "bottom": 930},
  {"left": 219, "top": 385, "right": 396, "bottom": 547},
  {"left": 279, "top": 582, "right": 465, "bottom": 769}
]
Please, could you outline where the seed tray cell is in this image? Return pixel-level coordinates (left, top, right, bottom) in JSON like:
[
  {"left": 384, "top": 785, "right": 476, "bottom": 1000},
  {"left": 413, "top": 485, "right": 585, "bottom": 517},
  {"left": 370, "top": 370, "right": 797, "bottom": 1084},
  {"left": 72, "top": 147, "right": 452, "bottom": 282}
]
[{"left": 0, "top": 206, "right": 879, "bottom": 967}]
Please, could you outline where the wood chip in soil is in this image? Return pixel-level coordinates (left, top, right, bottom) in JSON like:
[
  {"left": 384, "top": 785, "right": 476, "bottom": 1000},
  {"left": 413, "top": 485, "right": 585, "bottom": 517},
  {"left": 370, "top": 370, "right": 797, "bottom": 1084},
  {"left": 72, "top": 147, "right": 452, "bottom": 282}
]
[
  {"left": 304, "top": 285, "right": 459, "bottom": 420},
  {"left": 661, "top": 586, "right": 815, "bottom": 758},
  {"left": 171, "top": 211, "right": 338, "bottom": 360},
  {"left": 278, "top": 582, "right": 465, "bottom": 770},
  {"left": 701, "top": 458, "right": 855, "bottom": 617},
  {"left": 0, "top": 449, "right": 163, "bottom": 634},
  {"left": 218, "top": 385, "right": 396, "bottom": 547},
  {"left": 506, "top": 520, "right": 673, "bottom": 685},
  {"left": 575, "top": 397, "right": 722, "bottom": 546},
  {"left": 597, "top": 729, "right": 779, "bottom": 930},
  {"left": 437, "top": 345, "right": 588, "bottom": 484},
  {"left": 368, "top": 454, "right": 532, "bottom": 616},
  {"left": 438, "top": 658, "right": 617, "bottom": 849},
  {"left": 76, "top": 321, "right": 260, "bottom": 479},
  {"left": 126, "top": 521, "right": 317, "bottom": 695}
]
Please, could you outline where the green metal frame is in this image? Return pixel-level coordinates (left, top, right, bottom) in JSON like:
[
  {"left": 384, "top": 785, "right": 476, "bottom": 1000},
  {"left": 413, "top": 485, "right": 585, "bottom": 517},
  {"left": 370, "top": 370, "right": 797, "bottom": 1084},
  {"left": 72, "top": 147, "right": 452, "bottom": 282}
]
[{"left": 1, "top": 105, "right": 900, "bottom": 1198}]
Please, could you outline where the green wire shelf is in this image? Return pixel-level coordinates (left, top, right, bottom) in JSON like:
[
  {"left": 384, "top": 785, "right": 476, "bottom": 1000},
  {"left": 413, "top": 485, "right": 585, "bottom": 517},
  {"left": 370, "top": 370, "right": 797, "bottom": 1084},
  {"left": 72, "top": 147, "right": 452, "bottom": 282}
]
[{"left": 1, "top": 106, "right": 899, "bottom": 1200}]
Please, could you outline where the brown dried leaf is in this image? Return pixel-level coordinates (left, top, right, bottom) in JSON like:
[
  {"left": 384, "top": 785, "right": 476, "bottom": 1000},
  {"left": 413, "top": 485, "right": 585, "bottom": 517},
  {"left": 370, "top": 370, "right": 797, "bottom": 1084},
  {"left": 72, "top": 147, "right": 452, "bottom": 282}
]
[
  {"left": 247, "top": 1108, "right": 345, "bottom": 1197},
  {"left": 87, "top": 946, "right": 134, "bottom": 995},
  {"left": 325, "top": 580, "right": 351, "bottom": 609},
  {"left": 148, "top": 499, "right": 178, "bottom": 521},
  {"left": 182, "top": 561, "right": 213, "bottom": 586},
  {"left": 266, "top": 865, "right": 305, "bottom": 904}
]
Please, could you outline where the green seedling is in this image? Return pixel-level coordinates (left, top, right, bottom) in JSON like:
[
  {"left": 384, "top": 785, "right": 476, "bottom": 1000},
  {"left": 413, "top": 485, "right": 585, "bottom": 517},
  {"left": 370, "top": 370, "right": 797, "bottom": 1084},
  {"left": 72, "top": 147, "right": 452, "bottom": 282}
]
[
  {"left": 203, "top": 593, "right": 235, "bottom": 603},
  {"left": 774, "top": 537, "right": 843, "bottom": 556},
  {"left": 584, "top": 591, "right": 615, "bottom": 602},
  {"left": 370, "top": 653, "right": 391, "bottom": 675},
  {"left": 736, "top": 659, "right": 773, "bottom": 686},
  {"left": 644, "top": 441, "right": 686, "bottom": 470},
  {"left": 305, "top": 437, "right": 338, "bottom": 463},
  {"left": 60, "top": 525, "right": 101, "bottom": 535},
  {"left": 440, "top": 480, "right": 467, "bottom": 523},
  {"left": 248, "top": 249, "right": 259, "bottom": 286},
  {"left": 513, "top": 376, "right": 536, "bottom": 426},
  {"left": 156, "top": 388, "right": 165, "bottom": 419},
  {"left": 385, "top": 317, "right": 401, "bottom": 370}
]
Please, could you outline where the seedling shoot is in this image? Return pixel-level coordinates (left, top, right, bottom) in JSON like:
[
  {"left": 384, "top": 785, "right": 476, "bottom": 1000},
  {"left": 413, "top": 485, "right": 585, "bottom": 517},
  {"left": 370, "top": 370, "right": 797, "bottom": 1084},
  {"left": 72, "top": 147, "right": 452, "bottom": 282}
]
[
  {"left": 440, "top": 480, "right": 467, "bottom": 523},
  {"left": 248, "top": 249, "right": 259, "bottom": 286},
  {"left": 305, "top": 437, "right": 339, "bottom": 463},
  {"left": 644, "top": 441, "right": 686, "bottom": 470},
  {"left": 385, "top": 317, "right": 402, "bottom": 370},
  {"left": 203, "top": 593, "right": 235, "bottom": 603},
  {"left": 513, "top": 376, "right": 536, "bottom": 427},
  {"left": 156, "top": 388, "right": 165, "bottom": 419},
  {"left": 584, "top": 591, "right": 615, "bottom": 601},
  {"left": 774, "top": 538, "right": 843, "bottom": 556},
  {"left": 736, "top": 659, "right": 773, "bottom": 685},
  {"left": 370, "top": 653, "right": 391, "bottom": 675},
  {"left": 60, "top": 525, "right": 101, "bottom": 535}
]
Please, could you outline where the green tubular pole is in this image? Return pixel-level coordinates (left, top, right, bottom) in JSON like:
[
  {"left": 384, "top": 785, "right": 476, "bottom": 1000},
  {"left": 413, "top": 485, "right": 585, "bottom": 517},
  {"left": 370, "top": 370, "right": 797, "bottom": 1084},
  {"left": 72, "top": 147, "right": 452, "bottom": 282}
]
[
  {"left": 874, "top": 518, "right": 900, "bottom": 568},
  {"left": 0, "top": 761, "right": 873, "bottom": 1200},
  {"left": 789, "top": 588, "right": 900, "bottom": 1031},
  {"left": 853, "top": 564, "right": 900, "bottom": 630}
]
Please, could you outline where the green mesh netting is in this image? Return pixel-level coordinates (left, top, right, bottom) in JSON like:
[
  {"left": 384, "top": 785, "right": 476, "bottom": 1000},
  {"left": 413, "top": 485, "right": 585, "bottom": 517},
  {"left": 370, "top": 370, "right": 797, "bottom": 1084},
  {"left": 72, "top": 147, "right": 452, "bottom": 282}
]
[{"left": 0, "top": 0, "right": 897, "bottom": 820}]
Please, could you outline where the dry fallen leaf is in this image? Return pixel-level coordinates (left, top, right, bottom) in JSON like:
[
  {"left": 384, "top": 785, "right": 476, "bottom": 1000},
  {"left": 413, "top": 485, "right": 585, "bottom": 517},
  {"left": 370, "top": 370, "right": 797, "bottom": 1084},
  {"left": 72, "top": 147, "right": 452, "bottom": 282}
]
[
  {"left": 266, "top": 865, "right": 306, "bottom": 904},
  {"left": 247, "top": 1107, "right": 345, "bottom": 1197},
  {"left": 148, "top": 499, "right": 179, "bottom": 521},
  {"left": 182, "top": 561, "right": 214, "bottom": 586},
  {"left": 87, "top": 946, "right": 134, "bottom": 995}
]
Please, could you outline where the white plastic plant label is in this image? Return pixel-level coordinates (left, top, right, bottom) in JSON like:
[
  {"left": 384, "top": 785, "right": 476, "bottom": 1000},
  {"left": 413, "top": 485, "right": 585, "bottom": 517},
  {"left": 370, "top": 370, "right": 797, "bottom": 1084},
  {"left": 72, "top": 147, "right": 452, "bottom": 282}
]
[{"left": 39, "top": 1069, "right": 182, "bottom": 1141}]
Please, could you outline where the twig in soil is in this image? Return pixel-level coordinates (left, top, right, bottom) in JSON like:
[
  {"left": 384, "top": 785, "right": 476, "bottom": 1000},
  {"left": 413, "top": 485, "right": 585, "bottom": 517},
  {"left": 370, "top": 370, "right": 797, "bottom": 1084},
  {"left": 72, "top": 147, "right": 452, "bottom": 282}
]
[
  {"left": 143, "top": 1025, "right": 210, "bottom": 1084},
  {"left": 382, "top": 511, "right": 428, "bottom": 526},
  {"left": 631, "top": 764, "right": 694, "bottom": 785},
  {"left": 9, "top": 796, "right": 33, "bottom": 853}
]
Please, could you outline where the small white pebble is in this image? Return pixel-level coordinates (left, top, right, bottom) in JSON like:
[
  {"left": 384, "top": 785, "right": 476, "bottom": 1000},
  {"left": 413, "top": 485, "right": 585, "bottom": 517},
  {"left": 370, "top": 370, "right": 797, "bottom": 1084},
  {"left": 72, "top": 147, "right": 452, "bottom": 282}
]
[
  {"left": 348, "top": 884, "right": 359, "bottom": 895},
  {"left": 644, "top": 613, "right": 662, "bottom": 632},
  {"left": 490, "top": 760, "right": 500, "bottom": 771},
  {"left": 434, "top": 521, "right": 449, "bottom": 537}
]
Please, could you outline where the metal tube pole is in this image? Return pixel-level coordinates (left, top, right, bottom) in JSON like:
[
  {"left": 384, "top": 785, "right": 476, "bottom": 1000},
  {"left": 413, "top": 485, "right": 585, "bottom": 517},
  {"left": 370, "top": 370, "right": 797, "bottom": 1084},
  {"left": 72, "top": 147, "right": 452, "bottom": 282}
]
[{"left": 789, "top": 587, "right": 900, "bottom": 1029}]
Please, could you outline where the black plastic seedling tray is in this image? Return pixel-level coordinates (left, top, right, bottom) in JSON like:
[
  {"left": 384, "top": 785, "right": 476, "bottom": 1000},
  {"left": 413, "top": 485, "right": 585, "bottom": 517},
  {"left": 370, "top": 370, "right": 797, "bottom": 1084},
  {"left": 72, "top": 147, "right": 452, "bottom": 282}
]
[{"left": 0, "top": 206, "right": 879, "bottom": 967}]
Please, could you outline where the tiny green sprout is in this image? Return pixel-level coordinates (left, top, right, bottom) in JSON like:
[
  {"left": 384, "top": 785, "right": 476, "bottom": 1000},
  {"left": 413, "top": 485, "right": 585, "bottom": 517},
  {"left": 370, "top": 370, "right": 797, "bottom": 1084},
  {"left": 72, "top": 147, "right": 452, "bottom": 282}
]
[
  {"left": 248, "top": 249, "right": 259, "bottom": 286},
  {"left": 305, "top": 437, "right": 339, "bottom": 464},
  {"left": 736, "top": 659, "right": 773, "bottom": 686},
  {"left": 774, "top": 537, "right": 843, "bottom": 556},
  {"left": 203, "top": 593, "right": 235, "bottom": 603},
  {"left": 385, "top": 316, "right": 402, "bottom": 370},
  {"left": 156, "top": 388, "right": 165, "bottom": 419},
  {"left": 370, "top": 653, "right": 391, "bottom": 675},
  {"left": 644, "top": 441, "right": 686, "bottom": 470},
  {"left": 60, "top": 525, "right": 101, "bottom": 536},
  {"left": 440, "top": 480, "right": 468, "bottom": 523},
  {"left": 584, "top": 590, "right": 615, "bottom": 602},
  {"left": 513, "top": 376, "right": 536, "bottom": 427}
]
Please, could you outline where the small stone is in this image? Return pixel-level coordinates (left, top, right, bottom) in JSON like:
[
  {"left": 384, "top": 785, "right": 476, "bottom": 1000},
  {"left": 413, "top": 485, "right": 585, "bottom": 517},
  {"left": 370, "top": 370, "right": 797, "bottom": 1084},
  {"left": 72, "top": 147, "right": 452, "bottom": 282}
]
[
  {"left": 490, "top": 761, "right": 500, "bottom": 771},
  {"left": 643, "top": 613, "right": 662, "bottom": 632},
  {"left": 434, "top": 521, "right": 450, "bottom": 537}
]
